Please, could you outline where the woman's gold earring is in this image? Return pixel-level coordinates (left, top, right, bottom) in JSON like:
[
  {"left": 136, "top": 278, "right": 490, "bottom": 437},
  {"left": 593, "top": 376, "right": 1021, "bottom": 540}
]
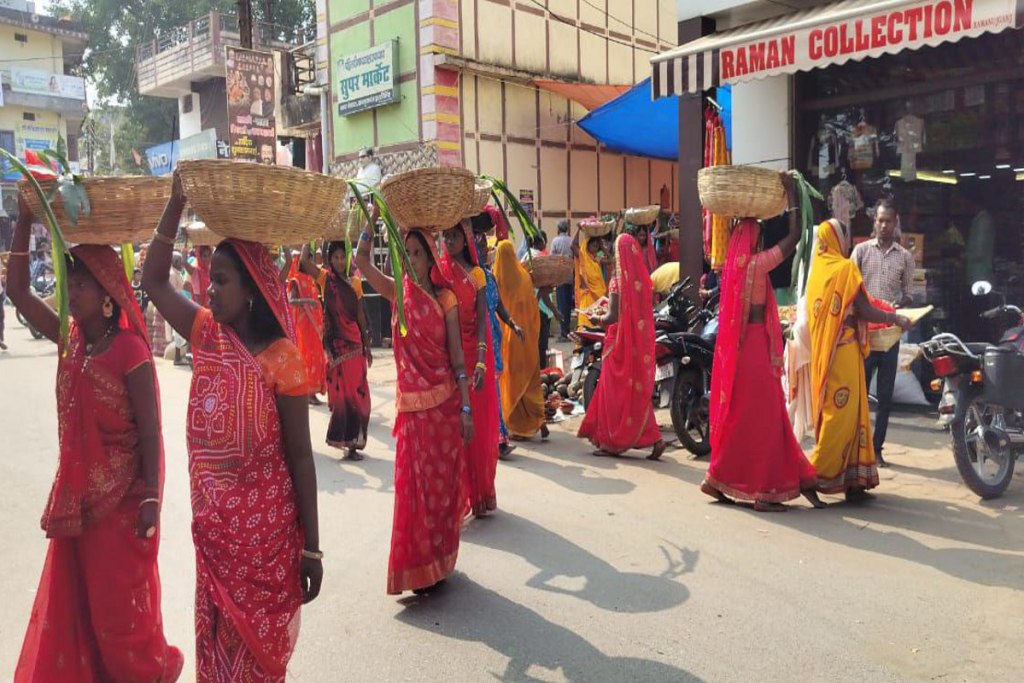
[{"left": 102, "top": 297, "right": 114, "bottom": 318}]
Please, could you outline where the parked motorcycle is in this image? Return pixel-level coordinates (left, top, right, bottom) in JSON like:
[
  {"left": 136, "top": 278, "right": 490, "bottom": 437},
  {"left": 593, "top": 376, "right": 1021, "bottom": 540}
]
[{"left": 920, "top": 281, "right": 1024, "bottom": 499}]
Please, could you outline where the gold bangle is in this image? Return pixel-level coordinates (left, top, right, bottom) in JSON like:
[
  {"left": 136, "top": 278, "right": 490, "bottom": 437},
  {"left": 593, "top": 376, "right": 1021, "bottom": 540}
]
[
  {"left": 302, "top": 548, "right": 324, "bottom": 560},
  {"left": 7, "top": 250, "right": 30, "bottom": 257},
  {"left": 151, "top": 232, "right": 175, "bottom": 246},
  {"left": 475, "top": 361, "right": 487, "bottom": 371},
  {"left": 139, "top": 497, "right": 160, "bottom": 509}
]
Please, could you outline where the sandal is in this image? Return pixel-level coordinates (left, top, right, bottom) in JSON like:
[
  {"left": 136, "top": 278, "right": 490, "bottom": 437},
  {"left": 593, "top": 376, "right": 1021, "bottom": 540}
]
[
  {"left": 700, "top": 481, "right": 734, "bottom": 505},
  {"left": 647, "top": 440, "right": 666, "bottom": 461}
]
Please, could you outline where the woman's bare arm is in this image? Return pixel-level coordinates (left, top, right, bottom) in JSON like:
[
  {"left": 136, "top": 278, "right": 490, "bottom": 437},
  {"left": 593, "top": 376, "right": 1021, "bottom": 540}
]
[
  {"left": 124, "top": 361, "right": 162, "bottom": 538},
  {"left": 352, "top": 233, "right": 395, "bottom": 302},
  {"left": 597, "top": 292, "right": 620, "bottom": 326},
  {"left": 472, "top": 288, "right": 489, "bottom": 389},
  {"left": 444, "top": 307, "right": 474, "bottom": 445},
  {"left": 5, "top": 198, "right": 58, "bottom": 343},
  {"left": 142, "top": 172, "right": 199, "bottom": 339},
  {"left": 854, "top": 290, "right": 912, "bottom": 329}
]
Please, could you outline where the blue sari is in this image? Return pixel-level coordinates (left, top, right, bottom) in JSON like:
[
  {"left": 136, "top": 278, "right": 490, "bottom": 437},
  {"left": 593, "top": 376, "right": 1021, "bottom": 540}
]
[{"left": 483, "top": 267, "right": 509, "bottom": 443}]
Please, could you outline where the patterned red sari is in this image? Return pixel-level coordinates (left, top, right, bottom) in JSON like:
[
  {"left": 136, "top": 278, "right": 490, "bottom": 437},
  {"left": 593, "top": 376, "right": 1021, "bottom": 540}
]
[
  {"left": 578, "top": 234, "right": 661, "bottom": 453},
  {"left": 17, "top": 245, "right": 182, "bottom": 683},
  {"left": 388, "top": 234, "right": 465, "bottom": 594},
  {"left": 705, "top": 220, "right": 817, "bottom": 502},
  {"left": 288, "top": 256, "right": 327, "bottom": 395},
  {"left": 323, "top": 270, "right": 370, "bottom": 450},
  {"left": 439, "top": 222, "right": 500, "bottom": 516},
  {"left": 187, "top": 240, "right": 304, "bottom": 682}
]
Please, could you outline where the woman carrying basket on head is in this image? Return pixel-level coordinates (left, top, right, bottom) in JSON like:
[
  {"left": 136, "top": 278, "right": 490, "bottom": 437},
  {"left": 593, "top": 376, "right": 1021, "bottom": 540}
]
[
  {"left": 441, "top": 220, "right": 501, "bottom": 517},
  {"left": 144, "top": 172, "right": 323, "bottom": 681},
  {"left": 353, "top": 225, "right": 474, "bottom": 595},
  {"left": 8, "top": 198, "right": 184, "bottom": 682},
  {"left": 577, "top": 233, "right": 667, "bottom": 460},
  {"left": 805, "top": 218, "right": 912, "bottom": 501},
  {"left": 285, "top": 250, "right": 329, "bottom": 406},
  {"left": 574, "top": 230, "right": 608, "bottom": 331},
  {"left": 700, "top": 173, "right": 825, "bottom": 511}
]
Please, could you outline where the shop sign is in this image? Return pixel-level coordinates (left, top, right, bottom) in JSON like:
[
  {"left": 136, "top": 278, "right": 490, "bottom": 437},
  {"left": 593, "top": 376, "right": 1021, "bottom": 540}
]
[
  {"left": 336, "top": 41, "right": 399, "bottom": 116},
  {"left": 146, "top": 140, "right": 178, "bottom": 177},
  {"left": 179, "top": 129, "right": 219, "bottom": 161},
  {"left": 8, "top": 123, "right": 60, "bottom": 180},
  {"left": 719, "top": 0, "right": 1019, "bottom": 83},
  {"left": 10, "top": 67, "right": 86, "bottom": 100},
  {"left": 225, "top": 46, "right": 278, "bottom": 164}
]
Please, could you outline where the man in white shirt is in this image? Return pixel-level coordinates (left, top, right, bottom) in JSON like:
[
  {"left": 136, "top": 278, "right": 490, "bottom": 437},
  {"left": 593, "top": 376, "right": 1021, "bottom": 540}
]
[{"left": 354, "top": 147, "right": 382, "bottom": 191}]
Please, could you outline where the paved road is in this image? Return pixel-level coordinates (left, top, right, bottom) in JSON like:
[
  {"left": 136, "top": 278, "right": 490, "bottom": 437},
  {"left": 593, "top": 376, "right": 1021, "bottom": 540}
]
[{"left": 2, "top": 319, "right": 1023, "bottom": 682}]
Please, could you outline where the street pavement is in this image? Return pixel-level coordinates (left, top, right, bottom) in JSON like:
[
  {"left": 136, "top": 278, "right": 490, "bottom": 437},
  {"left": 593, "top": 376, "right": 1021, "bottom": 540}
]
[{"left": 2, "top": 318, "right": 1023, "bottom": 682}]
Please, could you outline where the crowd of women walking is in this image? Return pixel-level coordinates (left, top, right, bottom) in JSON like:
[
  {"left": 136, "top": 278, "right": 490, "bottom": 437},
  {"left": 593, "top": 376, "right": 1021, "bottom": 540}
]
[{"left": 2, "top": 162, "right": 917, "bottom": 682}]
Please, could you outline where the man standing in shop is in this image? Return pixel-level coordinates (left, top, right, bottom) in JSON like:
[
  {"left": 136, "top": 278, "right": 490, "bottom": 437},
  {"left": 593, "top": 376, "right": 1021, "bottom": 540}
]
[
  {"left": 851, "top": 198, "right": 915, "bottom": 467},
  {"left": 549, "top": 219, "right": 574, "bottom": 340}
]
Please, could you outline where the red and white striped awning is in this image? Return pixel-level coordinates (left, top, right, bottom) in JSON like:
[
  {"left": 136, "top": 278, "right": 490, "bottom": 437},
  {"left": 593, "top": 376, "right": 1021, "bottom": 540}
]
[{"left": 651, "top": 0, "right": 1024, "bottom": 99}]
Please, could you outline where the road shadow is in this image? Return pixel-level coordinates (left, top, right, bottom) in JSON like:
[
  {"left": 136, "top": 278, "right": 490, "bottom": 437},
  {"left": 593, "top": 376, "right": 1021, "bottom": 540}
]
[
  {"left": 504, "top": 449, "right": 636, "bottom": 496},
  {"left": 763, "top": 491, "right": 1024, "bottom": 590},
  {"left": 462, "top": 513, "right": 695, "bottom": 614},
  {"left": 394, "top": 575, "right": 704, "bottom": 682}
]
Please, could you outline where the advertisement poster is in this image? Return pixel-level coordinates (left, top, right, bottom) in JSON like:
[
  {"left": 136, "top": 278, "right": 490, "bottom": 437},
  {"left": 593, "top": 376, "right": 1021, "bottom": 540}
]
[
  {"left": 11, "top": 67, "right": 87, "bottom": 100},
  {"left": 2, "top": 123, "right": 59, "bottom": 181},
  {"left": 336, "top": 41, "right": 399, "bottom": 116},
  {"left": 225, "top": 46, "right": 277, "bottom": 163},
  {"left": 518, "top": 189, "right": 535, "bottom": 222}
]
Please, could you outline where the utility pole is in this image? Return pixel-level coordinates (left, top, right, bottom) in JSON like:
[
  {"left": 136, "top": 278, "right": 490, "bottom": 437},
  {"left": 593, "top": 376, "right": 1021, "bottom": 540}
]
[{"left": 237, "top": 0, "right": 253, "bottom": 48}]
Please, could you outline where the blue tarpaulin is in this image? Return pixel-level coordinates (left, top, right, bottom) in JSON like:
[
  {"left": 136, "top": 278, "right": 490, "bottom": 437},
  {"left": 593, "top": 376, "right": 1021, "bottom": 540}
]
[{"left": 577, "top": 80, "right": 731, "bottom": 161}]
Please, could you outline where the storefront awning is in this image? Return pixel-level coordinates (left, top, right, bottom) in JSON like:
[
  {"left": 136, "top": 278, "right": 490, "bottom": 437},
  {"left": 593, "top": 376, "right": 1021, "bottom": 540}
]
[
  {"left": 651, "top": 0, "right": 1024, "bottom": 99},
  {"left": 533, "top": 81, "right": 631, "bottom": 111}
]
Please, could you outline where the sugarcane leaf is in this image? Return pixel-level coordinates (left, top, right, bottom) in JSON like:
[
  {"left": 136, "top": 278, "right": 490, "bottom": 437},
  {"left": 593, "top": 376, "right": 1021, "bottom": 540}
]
[
  {"left": 121, "top": 243, "right": 135, "bottom": 282},
  {"left": 39, "top": 149, "right": 70, "bottom": 175}
]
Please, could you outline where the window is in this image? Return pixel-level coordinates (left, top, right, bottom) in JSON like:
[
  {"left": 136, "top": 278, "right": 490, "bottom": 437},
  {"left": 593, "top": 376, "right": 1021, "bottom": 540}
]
[
  {"left": 22, "top": 112, "right": 36, "bottom": 121},
  {"left": 14, "top": 32, "right": 28, "bottom": 43},
  {"left": 182, "top": 94, "right": 194, "bottom": 114}
]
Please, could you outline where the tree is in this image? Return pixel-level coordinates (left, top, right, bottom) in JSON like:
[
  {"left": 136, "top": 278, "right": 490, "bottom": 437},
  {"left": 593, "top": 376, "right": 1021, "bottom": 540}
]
[{"left": 49, "top": 0, "right": 313, "bottom": 170}]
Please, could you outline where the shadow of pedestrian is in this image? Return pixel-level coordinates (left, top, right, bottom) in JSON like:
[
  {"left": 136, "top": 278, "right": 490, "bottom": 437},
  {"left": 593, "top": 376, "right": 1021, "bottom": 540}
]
[
  {"left": 394, "top": 575, "right": 705, "bottom": 682},
  {"left": 462, "top": 513, "right": 695, "bottom": 613},
  {"left": 505, "top": 451, "right": 636, "bottom": 496}
]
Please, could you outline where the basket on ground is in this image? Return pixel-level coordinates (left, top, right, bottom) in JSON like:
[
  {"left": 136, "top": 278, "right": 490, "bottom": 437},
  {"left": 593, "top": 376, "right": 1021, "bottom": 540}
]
[
  {"left": 697, "top": 165, "right": 786, "bottom": 219},
  {"left": 19, "top": 176, "right": 172, "bottom": 245},
  {"left": 579, "top": 216, "right": 616, "bottom": 238},
  {"left": 526, "top": 254, "right": 573, "bottom": 288},
  {"left": 869, "top": 326, "right": 903, "bottom": 352},
  {"left": 467, "top": 178, "right": 493, "bottom": 217},
  {"left": 177, "top": 160, "right": 348, "bottom": 245},
  {"left": 625, "top": 205, "right": 660, "bottom": 225},
  {"left": 185, "top": 221, "right": 224, "bottom": 247},
  {"left": 379, "top": 167, "right": 476, "bottom": 232}
]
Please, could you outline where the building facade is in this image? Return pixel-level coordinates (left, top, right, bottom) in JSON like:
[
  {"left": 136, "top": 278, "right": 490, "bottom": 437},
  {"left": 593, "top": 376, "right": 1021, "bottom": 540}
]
[
  {"left": 319, "top": 0, "right": 679, "bottom": 230},
  {"left": 0, "top": 3, "right": 88, "bottom": 216}
]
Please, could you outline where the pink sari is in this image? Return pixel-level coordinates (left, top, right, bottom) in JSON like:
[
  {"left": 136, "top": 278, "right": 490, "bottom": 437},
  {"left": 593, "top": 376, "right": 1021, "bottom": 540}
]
[
  {"left": 705, "top": 219, "right": 816, "bottom": 502},
  {"left": 578, "top": 234, "right": 661, "bottom": 453},
  {"left": 439, "top": 223, "right": 500, "bottom": 516}
]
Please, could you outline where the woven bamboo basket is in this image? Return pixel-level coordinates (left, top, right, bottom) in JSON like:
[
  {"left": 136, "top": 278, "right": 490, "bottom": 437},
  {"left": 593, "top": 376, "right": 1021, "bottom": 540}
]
[
  {"left": 869, "top": 326, "right": 903, "bottom": 352},
  {"left": 177, "top": 160, "right": 348, "bottom": 245},
  {"left": 625, "top": 205, "right": 660, "bottom": 225},
  {"left": 19, "top": 176, "right": 172, "bottom": 245},
  {"left": 526, "top": 254, "right": 573, "bottom": 288},
  {"left": 697, "top": 166, "right": 787, "bottom": 219},
  {"left": 185, "top": 222, "right": 224, "bottom": 247},
  {"left": 579, "top": 217, "right": 616, "bottom": 238},
  {"left": 467, "top": 179, "right": 493, "bottom": 217},
  {"left": 379, "top": 167, "right": 476, "bottom": 232},
  {"left": 324, "top": 209, "right": 370, "bottom": 243}
]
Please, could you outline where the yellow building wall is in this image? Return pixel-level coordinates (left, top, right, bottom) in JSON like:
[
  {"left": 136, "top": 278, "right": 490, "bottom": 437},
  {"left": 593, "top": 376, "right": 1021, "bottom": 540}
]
[
  {"left": 0, "top": 24, "right": 67, "bottom": 73},
  {"left": 0, "top": 108, "right": 66, "bottom": 159}
]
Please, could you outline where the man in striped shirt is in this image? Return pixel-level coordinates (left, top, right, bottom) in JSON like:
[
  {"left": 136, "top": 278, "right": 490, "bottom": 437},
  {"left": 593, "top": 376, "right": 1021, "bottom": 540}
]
[{"left": 851, "top": 198, "right": 915, "bottom": 466}]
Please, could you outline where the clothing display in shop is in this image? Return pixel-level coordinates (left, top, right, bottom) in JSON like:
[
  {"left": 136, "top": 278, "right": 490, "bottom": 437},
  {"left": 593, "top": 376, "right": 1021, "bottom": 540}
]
[
  {"left": 848, "top": 113, "right": 879, "bottom": 171},
  {"left": 808, "top": 116, "right": 841, "bottom": 183},
  {"left": 966, "top": 209, "right": 995, "bottom": 284},
  {"left": 828, "top": 179, "right": 863, "bottom": 228},
  {"left": 895, "top": 105, "right": 925, "bottom": 181}
]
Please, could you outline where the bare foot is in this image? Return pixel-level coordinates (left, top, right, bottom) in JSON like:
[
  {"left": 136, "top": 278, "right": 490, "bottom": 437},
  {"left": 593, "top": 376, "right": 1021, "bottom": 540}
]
[
  {"left": 845, "top": 487, "right": 876, "bottom": 503},
  {"left": 498, "top": 443, "right": 517, "bottom": 461},
  {"left": 802, "top": 490, "right": 828, "bottom": 509},
  {"left": 592, "top": 449, "right": 617, "bottom": 457},
  {"left": 540, "top": 424, "right": 550, "bottom": 440},
  {"left": 754, "top": 501, "right": 788, "bottom": 512},
  {"left": 700, "top": 480, "right": 734, "bottom": 505},
  {"left": 345, "top": 449, "right": 364, "bottom": 461},
  {"left": 647, "top": 440, "right": 666, "bottom": 461}
]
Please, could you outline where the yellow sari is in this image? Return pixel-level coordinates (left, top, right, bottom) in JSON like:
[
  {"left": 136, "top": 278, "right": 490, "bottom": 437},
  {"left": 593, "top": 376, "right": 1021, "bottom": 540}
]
[
  {"left": 493, "top": 241, "right": 546, "bottom": 437},
  {"left": 806, "top": 219, "right": 879, "bottom": 494},
  {"left": 575, "top": 236, "right": 607, "bottom": 329}
]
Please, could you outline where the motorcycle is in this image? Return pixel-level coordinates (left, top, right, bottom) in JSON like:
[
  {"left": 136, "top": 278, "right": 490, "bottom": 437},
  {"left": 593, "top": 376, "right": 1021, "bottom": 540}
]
[
  {"left": 16, "top": 269, "right": 56, "bottom": 340},
  {"left": 569, "top": 327, "right": 606, "bottom": 409},
  {"left": 920, "top": 281, "right": 1024, "bottom": 499}
]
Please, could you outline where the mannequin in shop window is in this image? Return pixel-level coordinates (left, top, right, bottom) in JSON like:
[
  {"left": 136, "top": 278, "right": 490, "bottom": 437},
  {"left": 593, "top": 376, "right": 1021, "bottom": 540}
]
[
  {"left": 829, "top": 167, "right": 863, "bottom": 229},
  {"left": 895, "top": 101, "right": 925, "bottom": 182},
  {"left": 849, "top": 109, "right": 879, "bottom": 172}
]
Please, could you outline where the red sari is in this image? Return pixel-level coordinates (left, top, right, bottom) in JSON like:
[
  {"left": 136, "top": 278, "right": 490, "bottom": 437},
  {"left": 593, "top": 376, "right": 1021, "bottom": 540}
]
[
  {"left": 578, "top": 234, "right": 661, "bottom": 453},
  {"left": 439, "top": 223, "right": 500, "bottom": 516},
  {"left": 17, "top": 245, "right": 182, "bottom": 683},
  {"left": 187, "top": 240, "right": 305, "bottom": 682},
  {"left": 323, "top": 270, "right": 370, "bottom": 450},
  {"left": 388, "top": 235, "right": 466, "bottom": 594},
  {"left": 289, "top": 256, "right": 327, "bottom": 395},
  {"left": 705, "top": 220, "right": 817, "bottom": 502}
]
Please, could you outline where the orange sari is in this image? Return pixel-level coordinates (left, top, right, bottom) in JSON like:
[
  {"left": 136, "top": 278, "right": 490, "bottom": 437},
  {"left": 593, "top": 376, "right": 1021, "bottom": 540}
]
[
  {"left": 16, "top": 245, "right": 182, "bottom": 683},
  {"left": 577, "top": 234, "right": 661, "bottom": 453},
  {"left": 288, "top": 256, "right": 327, "bottom": 395}
]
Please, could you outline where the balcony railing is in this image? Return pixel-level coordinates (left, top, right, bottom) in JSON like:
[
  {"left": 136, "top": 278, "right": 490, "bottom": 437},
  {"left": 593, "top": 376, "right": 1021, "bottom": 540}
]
[{"left": 136, "top": 12, "right": 315, "bottom": 97}]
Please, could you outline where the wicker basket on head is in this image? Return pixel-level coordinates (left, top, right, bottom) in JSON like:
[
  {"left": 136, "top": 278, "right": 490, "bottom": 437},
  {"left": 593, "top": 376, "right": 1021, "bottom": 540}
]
[
  {"left": 324, "top": 208, "right": 370, "bottom": 243},
  {"left": 526, "top": 254, "right": 573, "bottom": 288},
  {"left": 869, "top": 326, "right": 903, "bottom": 353},
  {"left": 177, "top": 160, "right": 348, "bottom": 245},
  {"left": 380, "top": 167, "right": 476, "bottom": 232},
  {"left": 697, "top": 165, "right": 786, "bottom": 219},
  {"left": 624, "top": 205, "right": 660, "bottom": 226},
  {"left": 579, "top": 217, "right": 616, "bottom": 238},
  {"left": 466, "top": 179, "right": 493, "bottom": 217},
  {"left": 19, "top": 176, "right": 172, "bottom": 245},
  {"left": 185, "top": 222, "right": 224, "bottom": 247}
]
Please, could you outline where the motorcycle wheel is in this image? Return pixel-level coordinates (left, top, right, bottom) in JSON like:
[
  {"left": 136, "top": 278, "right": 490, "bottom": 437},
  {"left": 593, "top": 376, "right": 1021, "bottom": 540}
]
[
  {"left": 951, "top": 387, "right": 1016, "bottom": 500},
  {"left": 16, "top": 310, "right": 45, "bottom": 340},
  {"left": 671, "top": 366, "right": 710, "bottom": 457},
  {"left": 582, "top": 364, "right": 600, "bottom": 410}
]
